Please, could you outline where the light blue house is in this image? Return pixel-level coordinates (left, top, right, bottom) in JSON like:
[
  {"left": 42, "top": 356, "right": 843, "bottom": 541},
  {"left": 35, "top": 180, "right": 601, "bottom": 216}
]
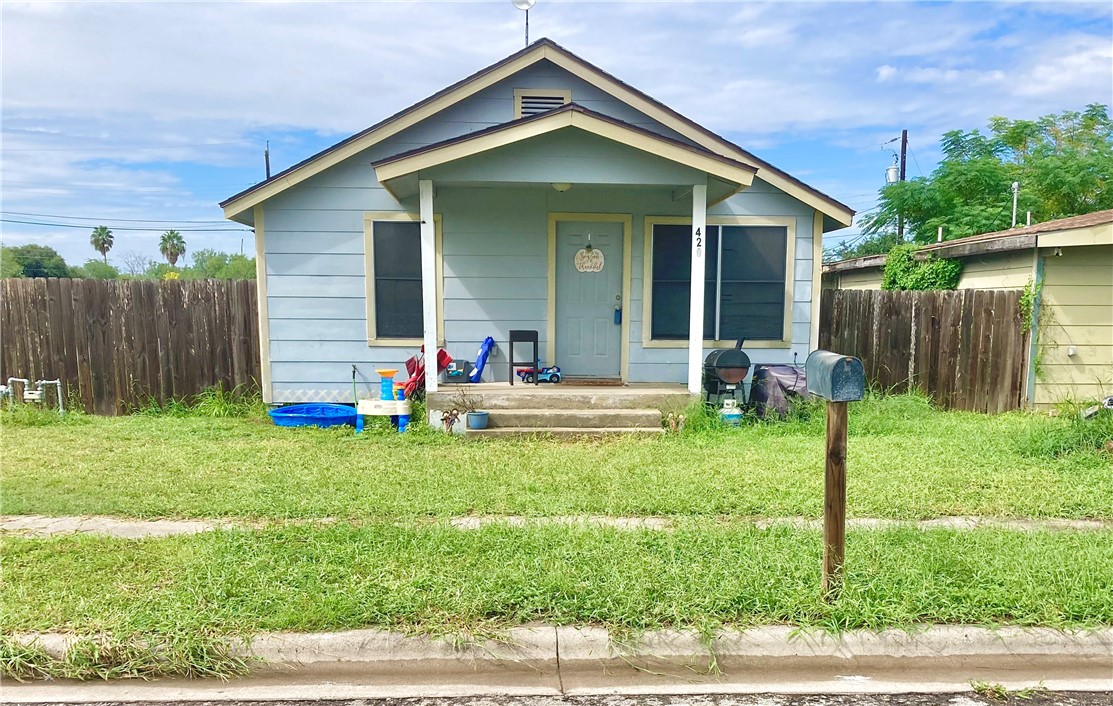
[{"left": 221, "top": 39, "right": 853, "bottom": 405}]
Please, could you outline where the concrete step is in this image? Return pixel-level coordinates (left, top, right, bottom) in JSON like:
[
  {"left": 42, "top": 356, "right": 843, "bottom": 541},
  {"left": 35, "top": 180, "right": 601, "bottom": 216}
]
[
  {"left": 466, "top": 426, "right": 665, "bottom": 439},
  {"left": 429, "top": 386, "right": 693, "bottom": 412},
  {"left": 487, "top": 408, "right": 662, "bottom": 429}
]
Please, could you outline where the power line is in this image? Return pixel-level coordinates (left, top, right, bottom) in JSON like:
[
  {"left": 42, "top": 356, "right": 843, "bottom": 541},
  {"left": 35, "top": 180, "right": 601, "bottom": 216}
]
[
  {"left": 908, "top": 147, "right": 925, "bottom": 178},
  {"left": 1, "top": 218, "right": 248, "bottom": 233},
  {"left": 1, "top": 210, "right": 231, "bottom": 225}
]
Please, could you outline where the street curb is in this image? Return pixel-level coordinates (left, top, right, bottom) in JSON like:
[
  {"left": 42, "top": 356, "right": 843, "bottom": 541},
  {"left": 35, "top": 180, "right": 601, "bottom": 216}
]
[
  {"left": 248, "top": 625, "right": 1113, "bottom": 672},
  {"left": 15, "top": 624, "right": 1113, "bottom": 672}
]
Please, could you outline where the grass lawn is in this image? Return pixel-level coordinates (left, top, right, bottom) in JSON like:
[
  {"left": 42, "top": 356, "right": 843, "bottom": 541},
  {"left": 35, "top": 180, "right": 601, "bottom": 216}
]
[
  {"left": 2, "top": 394, "right": 1111, "bottom": 680},
  {"left": 3, "top": 395, "right": 1111, "bottom": 520},
  {"left": 5, "top": 523, "right": 1112, "bottom": 635}
]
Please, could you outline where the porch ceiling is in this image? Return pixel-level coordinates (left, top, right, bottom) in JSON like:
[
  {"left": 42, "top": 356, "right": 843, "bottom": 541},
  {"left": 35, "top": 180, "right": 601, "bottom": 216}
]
[{"left": 372, "top": 104, "right": 755, "bottom": 204}]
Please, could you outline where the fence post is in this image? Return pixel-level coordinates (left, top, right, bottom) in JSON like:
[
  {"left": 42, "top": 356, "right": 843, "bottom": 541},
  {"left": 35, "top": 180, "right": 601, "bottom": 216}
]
[{"left": 822, "top": 400, "right": 848, "bottom": 595}]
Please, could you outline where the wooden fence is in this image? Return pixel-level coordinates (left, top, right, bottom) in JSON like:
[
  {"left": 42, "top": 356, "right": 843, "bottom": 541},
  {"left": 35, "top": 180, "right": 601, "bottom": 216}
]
[
  {"left": 1, "top": 278, "right": 260, "bottom": 414},
  {"left": 819, "top": 288, "right": 1029, "bottom": 413}
]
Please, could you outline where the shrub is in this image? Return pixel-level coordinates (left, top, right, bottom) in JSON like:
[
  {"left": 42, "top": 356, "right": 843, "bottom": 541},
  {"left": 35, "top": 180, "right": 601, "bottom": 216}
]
[{"left": 882, "top": 244, "right": 963, "bottom": 290}]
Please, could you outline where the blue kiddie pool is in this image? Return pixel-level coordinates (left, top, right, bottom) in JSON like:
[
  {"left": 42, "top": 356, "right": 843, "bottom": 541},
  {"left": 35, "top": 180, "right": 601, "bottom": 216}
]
[{"left": 268, "top": 403, "right": 357, "bottom": 428}]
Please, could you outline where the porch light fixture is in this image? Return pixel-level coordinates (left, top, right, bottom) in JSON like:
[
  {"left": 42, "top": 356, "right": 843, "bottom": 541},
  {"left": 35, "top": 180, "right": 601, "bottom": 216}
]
[{"left": 551, "top": 182, "right": 572, "bottom": 192}]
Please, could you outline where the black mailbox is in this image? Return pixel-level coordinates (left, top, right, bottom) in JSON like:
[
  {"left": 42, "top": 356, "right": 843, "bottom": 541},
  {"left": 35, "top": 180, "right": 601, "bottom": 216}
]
[{"left": 805, "top": 350, "right": 865, "bottom": 402}]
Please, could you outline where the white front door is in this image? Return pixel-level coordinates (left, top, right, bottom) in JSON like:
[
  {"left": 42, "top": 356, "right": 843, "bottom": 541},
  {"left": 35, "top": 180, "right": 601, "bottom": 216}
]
[{"left": 555, "top": 220, "right": 623, "bottom": 378}]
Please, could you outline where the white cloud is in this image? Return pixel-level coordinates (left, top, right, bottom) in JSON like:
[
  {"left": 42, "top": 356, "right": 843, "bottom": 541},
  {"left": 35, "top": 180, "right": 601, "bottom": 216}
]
[{"left": 1, "top": 1, "right": 1110, "bottom": 260}]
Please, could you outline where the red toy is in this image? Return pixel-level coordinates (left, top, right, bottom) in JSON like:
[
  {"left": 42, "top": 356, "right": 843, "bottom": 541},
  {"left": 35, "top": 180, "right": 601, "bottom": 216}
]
[
  {"left": 514, "top": 364, "right": 561, "bottom": 383},
  {"left": 403, "top": 346, "right": 453, "bottom": 398}
]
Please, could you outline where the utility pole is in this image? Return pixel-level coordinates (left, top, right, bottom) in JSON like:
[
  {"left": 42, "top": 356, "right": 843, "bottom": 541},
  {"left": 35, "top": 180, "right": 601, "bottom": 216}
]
[
  {"left": 264, "top": 141, "right": 271, "bottom": 179},
  {"left": 1011, "top": 181, "right": 1020, "bottom": 228},
  {"left": 897, "top": 129, "right": 908, "bottom": 242},
  {"left": 884, "top": 130, "right": 909, "bottom": 242}
]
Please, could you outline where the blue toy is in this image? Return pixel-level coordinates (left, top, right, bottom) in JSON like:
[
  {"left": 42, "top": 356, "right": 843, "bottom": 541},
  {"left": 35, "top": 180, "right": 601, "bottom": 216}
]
[
  {"left": 468, "top": 336, "right": 495, "bottom": 383},
  {"left": 515, "top": 363, "right": 561, "bottom": 384}
]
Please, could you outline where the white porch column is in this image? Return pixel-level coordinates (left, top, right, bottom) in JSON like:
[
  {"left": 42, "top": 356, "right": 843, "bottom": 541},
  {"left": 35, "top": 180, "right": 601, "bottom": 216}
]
[
  {"left": 687, "top": 183, "right": 707, "bottom": 394},
  {"left": 419, "top": 179, "right": 438, "bottom": 393}
]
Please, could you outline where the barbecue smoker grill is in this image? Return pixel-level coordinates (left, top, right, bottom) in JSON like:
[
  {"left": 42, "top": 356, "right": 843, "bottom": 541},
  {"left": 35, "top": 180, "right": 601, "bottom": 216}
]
[{"left": 703, "top": 339, "right": 751, "bottom": 405}]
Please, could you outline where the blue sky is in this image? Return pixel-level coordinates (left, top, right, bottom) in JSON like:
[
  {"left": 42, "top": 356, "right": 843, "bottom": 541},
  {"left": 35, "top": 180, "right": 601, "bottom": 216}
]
[{"left": 2, "top": 0, "right": 1111, "bottom": 268}]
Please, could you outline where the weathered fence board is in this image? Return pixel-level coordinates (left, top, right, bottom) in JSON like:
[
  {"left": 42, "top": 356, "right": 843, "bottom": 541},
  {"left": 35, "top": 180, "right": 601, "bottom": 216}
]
[
  {"left": 819, "top": 288, "right": 1028, "bottom": 413},
  {"left": 1, "top": 278, "right": 260, "bottom": 414}
]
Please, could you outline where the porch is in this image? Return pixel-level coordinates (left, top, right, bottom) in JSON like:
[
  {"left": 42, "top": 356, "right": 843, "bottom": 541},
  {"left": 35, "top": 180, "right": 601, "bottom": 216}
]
[
  {"left": 426, "top": 382, "right": 693, "bottom": 437},
  {"left": 371, "top": 103, "right": 760, "bottom": 397}
]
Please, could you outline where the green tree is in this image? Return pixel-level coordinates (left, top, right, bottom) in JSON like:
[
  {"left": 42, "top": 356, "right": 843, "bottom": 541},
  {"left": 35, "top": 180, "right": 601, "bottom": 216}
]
[
  {"left": 71, "top": 259, "right": 121, "bottom": 279},
  {"left": 183, "top": 249, "right": 256, "bottom": 280},
  {"left": 0, "top": 244, "right": 72, "bottom": 278},
  {"left": 848, "top": 104, "right": 1113, "bottom": 257},
  {"left": 159, "top": 230, "right": 187, "bottom": 267},
  {"left": 89, "top": 225, "right": 114, "bottom": 263}
]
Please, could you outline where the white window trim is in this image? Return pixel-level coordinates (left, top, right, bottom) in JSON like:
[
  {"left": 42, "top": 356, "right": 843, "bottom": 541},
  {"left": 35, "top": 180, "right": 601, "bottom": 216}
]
[
  {"left": 363, "top": 212, "right": 444, "bottom": 347},
  {"left": 513, "top": 88, "right": 572, "bottom": 119},
  {"left": 641, "top": 215, "right": 797, "bottom": 350}
]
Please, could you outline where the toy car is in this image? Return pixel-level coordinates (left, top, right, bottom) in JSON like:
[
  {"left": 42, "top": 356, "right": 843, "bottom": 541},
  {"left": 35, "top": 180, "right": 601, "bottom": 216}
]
[{"left": 515, "top": 364, "right": 561, "bottom": 383}]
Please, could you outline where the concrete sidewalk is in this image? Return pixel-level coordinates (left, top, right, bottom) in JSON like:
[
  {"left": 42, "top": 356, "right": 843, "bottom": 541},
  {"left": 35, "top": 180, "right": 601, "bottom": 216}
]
[
  {"left": 4, "top": 514, "right": 1112, "bottom": 539},
  {"left": 7, "top": 625, "right": 1112, "bottom": 702}
]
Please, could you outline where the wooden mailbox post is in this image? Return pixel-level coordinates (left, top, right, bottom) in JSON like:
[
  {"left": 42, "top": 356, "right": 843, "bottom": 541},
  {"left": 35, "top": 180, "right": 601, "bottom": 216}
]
[{"left": 805, "top": 350, "right": 865, "bottom": 597}]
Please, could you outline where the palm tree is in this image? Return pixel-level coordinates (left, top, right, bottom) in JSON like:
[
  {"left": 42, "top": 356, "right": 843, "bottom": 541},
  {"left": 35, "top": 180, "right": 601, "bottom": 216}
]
[
  {"left": 90, "top": 226, "right": 114, "bottom": 263},
  {"left": 159, "top": 230, "right": 187, "bottom": 267}
]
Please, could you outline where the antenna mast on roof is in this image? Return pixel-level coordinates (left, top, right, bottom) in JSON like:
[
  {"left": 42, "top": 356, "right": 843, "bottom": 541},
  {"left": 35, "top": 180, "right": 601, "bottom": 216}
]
[{"left": 512, "top": 0, "right": 536, "bottom": 47}]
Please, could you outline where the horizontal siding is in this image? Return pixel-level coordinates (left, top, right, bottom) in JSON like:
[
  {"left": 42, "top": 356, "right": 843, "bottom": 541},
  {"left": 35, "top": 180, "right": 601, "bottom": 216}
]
[
  {"left": 269, "top": 319, "right": 366, "bottom": 342},
  {"left": 957, "top": 251, "right": 1032, "bottom": 290},
  {"left": 1042, "top": 285, "right": 1113, "bottom": 307},
  {"left": 265, "top": 231, "right": 364, "bottom": 255},
  {"left": 269, "top": 297, "right": 366, "bottom": 320},
  {"left": 444, "top": 276, "right": 546, "bottom": 301},
  {"left": 1035, "top": 245, "right": 1112, "bottom": 405},
  {"left": 426, "top": 129, "right": 703, "bottom": 186},
  {"left": 1043, "top": 263, "right": 1113, "bottom": 286},
  {"left": 835, "top": 269, "right": 884, "bottom": 290},
  {"left": 1033, "top": 382, "right": 1112, "bottom": 405},
  {"left": 1045, "top": 325, "right": 1113, "bottom": 346},
  {"left": 266, "top": 253, "right": 364, "bottom": 277},
  {"left": 1035, "top": 363, "right": 1112, "bottom": 385},
  {"left": 1039, "top": 344, "right": 1113, "bottom": 367},
  {"left": 446, "top": 255, "right": 547, "bottom": 278},
  {"left": 267, "top": 275, "right": 364, "bottom": 299},
  {"left": 271, "top": 340, "right": 410, "bottom": 363}
]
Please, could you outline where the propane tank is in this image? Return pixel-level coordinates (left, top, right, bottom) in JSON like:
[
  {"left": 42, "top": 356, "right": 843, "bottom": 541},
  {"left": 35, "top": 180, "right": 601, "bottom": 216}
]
[{"left": 719, "top": 398, "right": 743, "bottom": 426}]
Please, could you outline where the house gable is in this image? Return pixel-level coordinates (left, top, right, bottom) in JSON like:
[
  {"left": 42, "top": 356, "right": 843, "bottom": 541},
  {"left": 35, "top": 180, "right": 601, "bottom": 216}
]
[{"left": 221, "top": 39, "right": 852, "bottom": 227}]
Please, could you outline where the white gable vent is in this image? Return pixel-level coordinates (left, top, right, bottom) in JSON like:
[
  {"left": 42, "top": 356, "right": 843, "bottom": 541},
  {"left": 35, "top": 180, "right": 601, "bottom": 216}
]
[{"left": 514, "top": 89, "right": 571, "bottom": 118}]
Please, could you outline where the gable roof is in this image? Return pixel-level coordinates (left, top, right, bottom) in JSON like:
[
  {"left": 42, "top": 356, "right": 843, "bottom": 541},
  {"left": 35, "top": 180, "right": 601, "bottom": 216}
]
[
  {"left": 823, "top": 209, "right": 1113, "bottom": 273},
  {"left": 372, "top": 102, "right": 757, "bottom": 201},
  {"left": 221, "top": 38, "right": 854, "bottom": 226}
]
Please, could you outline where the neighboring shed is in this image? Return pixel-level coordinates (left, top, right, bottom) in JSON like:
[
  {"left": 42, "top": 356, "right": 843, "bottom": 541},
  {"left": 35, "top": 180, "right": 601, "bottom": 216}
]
[
  {"left": 822, "top": 210, "right": 1113, "bottom": 406},
  {"left": 220, "top": 38, "right": 854, "bottom": 405}
]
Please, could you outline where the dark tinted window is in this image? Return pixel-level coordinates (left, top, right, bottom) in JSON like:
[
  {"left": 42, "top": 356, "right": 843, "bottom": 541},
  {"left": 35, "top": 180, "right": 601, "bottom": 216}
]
[
  {"left": 718, "top": 226, "right": 786, "bottom": 340},
  {"left": 650, "top": 224, "right": 787, "bottom": 341},
  {"left": 373, "top": 221, "right": 423, "bottom": 338}
]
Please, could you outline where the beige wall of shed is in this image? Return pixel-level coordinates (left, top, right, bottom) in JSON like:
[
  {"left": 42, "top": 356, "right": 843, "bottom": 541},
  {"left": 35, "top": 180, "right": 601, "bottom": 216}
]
[
  {"left": 957, "top": 250, "right": 1034, "bottom": 290},
  {"left": 1034, "top": 244, "right": 1113, "bottom": 406},
  {"left": 826, "top": 268, "right": 884, "bottom": 290}
]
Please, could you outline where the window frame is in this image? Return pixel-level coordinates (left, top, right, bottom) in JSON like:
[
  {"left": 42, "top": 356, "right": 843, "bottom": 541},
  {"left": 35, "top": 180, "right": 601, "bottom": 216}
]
[
  {"left": 641, "top": 215, "right": 796, "bottom": 349},
  {"left": 363, "top": 212, "right": 444, "bottom": 347},
  {"left": 513, "top": 88, "right": 572, "bottom": 119}
]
